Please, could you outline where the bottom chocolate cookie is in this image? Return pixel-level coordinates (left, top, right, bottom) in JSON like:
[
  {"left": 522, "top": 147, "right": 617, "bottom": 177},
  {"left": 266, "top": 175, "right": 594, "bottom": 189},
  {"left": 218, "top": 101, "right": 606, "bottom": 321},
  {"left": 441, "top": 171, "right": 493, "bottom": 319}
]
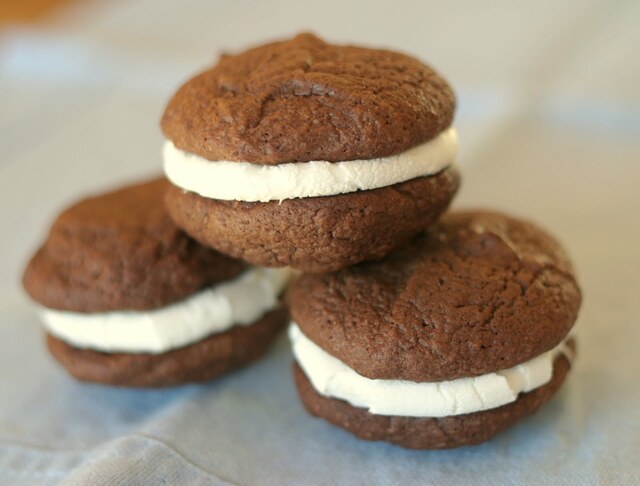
[
  {"left": 166, "top": 168, "right": 460, "bottom": 273},
  {"left": 293, "top": 340, "right": 574, "bottom": 449},
  {"left": 48, "top": 307, "right": 287, "bottom": 387}
]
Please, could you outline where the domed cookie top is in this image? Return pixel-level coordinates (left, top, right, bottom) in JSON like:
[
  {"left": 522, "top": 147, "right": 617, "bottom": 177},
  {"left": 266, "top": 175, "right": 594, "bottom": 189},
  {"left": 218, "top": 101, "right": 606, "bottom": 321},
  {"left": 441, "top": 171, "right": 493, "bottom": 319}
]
[
  {"left": 289, "top": 211, "right": 582, "bottom": 382},
  {"left": 161, "top": 33, "right": 455, "bottom": 164},
  {"left": 23, "top": 178, "right": 244, "bottom": 313}
]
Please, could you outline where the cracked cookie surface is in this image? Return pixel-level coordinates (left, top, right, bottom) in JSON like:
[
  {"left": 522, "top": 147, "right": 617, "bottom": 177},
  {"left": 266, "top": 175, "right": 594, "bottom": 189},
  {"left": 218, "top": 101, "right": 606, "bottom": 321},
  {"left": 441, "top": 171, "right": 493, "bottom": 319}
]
[
  {"left": 289, "top": 210, "right": 582, "bottom": 380},
  {"left": 23, "top": 178, "right": 245, "bottom": 312},
  {"left": 161, "top": 33, "right": 455, "bottom": 164},
  {"left": 165, "top": 167, "right": 460, "bottom": 273}
]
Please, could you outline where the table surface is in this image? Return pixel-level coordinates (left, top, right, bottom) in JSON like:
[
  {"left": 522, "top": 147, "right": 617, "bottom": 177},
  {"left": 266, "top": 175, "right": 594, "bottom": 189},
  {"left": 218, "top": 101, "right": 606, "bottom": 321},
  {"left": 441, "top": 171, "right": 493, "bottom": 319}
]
[{"left": 1, "top": 0, "right": 639, "bottom": 484}]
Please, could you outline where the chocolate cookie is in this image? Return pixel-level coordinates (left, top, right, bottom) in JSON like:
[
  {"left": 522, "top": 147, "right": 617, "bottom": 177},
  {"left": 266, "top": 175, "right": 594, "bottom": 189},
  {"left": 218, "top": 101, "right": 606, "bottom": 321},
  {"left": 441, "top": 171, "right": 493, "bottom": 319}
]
[
  {"left": 23, "top": 178, "right": 291, "bottom": 387},
  {"left": 48, "top": 307, "right": 287, "bottom": 388},
  {"left": 288, "top": 210, "right": 581, "bottom": 448},
  {"left": 23, "top": 178, "right": 244, "bottom": 312},
  {"left": 161, "top": 33, "right": 455, "bottom": 164},
  {"left": 166, "top": 168, "right": 459, "bottom": 273},
  {"left": 294, "top": 341, "right": 574, "bottom": 449},
  {"left": 161, "top": 33, "right": 460, "bottom": 273}
]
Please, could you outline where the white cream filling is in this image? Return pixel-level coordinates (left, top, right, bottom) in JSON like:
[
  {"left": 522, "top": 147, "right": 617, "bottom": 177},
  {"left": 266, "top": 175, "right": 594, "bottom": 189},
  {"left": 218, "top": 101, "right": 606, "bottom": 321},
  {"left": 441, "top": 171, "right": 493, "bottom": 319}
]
[
  {"left": 40, "top": 267, "right": 292, "bottom": 354},
  {"left": 163, "top": 126, "right": 457, "bottom": 202},
  {"left": 289, "top": 323, "right": 573, "bottom": 418}
]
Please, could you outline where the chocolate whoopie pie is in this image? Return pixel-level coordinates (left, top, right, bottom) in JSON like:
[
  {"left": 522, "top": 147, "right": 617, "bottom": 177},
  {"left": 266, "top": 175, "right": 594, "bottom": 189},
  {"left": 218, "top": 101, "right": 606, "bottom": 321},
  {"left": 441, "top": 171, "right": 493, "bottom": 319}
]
[
  {"left": 23, "top": 178, "right": 291, "bottom": 387},
  {"left": 288, "top": 211, "right": 581, "bottom": 449},
  {"left": 161, "top": 33, "right": 460, "bottom": 273}
]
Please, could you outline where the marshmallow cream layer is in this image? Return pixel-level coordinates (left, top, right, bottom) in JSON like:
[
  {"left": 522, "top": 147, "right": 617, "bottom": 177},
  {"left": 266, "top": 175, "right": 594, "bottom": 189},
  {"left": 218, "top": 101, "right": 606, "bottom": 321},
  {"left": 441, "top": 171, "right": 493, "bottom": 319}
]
[
  {"left": 163, "top": 126, "right": 457, "bottom": 202},
  {"left": 40, "top": 267, "right": 291, "bottom": 354},
  {"left": 290, "top": 323, "right": 574, "bottom": 418}
]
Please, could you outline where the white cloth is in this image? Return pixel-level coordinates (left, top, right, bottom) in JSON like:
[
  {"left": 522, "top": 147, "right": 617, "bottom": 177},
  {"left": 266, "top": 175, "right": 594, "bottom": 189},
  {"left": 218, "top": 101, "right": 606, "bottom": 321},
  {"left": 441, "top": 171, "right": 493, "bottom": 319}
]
[{"left": 1, "top": 0, "right": 639, "bottom": 484}]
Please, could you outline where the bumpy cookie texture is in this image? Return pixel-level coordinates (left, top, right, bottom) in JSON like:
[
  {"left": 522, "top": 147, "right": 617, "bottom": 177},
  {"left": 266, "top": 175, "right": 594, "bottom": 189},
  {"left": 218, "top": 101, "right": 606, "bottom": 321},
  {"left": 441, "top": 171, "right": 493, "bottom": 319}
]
[
  {"left": 294, "top": 341, "right": 574, "bottom": 449},
  {"left": 23, "top": 178, "right": 244, "bottom": 313},
  {"left": 47, "top": 307, "right": 287, "bottom": 387},
  {"left": 290, "top": 211, "right": 581, "bottom": 380},
  {"left": 166, "top": 168, "right": 459, "bottom": 273},
  {"left": 161, "top": 33, "right": 455, "bottom": 163}
]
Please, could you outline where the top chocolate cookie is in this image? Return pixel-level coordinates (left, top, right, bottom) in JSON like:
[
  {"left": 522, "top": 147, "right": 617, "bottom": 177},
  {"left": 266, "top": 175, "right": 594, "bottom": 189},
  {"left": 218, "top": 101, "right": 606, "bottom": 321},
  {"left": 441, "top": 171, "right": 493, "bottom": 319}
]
[
  {"left": 289, "top": 211, "right": 582, "bottom": 382},
  {"left": 23, "top": 178, "right": 244, "bottom": 313},
  {"left": 161, "top": 33, "right": 455, "bottom": 164}
]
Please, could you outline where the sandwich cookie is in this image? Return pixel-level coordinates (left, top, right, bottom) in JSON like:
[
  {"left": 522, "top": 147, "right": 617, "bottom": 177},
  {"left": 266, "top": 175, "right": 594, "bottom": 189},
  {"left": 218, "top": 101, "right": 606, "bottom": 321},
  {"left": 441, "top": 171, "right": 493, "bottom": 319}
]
[
  {"left": 162, "top": 33, "right": 460, "bottom": 273},
  {"left": 288, "top": 211, "right": 582, "bottom": 448},
  {"left": 23, "top": 178, "right": 291, "bottom": 387}
]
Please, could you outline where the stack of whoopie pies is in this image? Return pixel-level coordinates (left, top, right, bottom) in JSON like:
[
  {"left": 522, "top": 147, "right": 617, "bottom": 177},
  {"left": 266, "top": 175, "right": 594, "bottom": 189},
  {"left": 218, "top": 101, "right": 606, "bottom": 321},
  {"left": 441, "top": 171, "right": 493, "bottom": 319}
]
[{"left": 23, "top": 33, "right": 581, "bottom": 449}]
